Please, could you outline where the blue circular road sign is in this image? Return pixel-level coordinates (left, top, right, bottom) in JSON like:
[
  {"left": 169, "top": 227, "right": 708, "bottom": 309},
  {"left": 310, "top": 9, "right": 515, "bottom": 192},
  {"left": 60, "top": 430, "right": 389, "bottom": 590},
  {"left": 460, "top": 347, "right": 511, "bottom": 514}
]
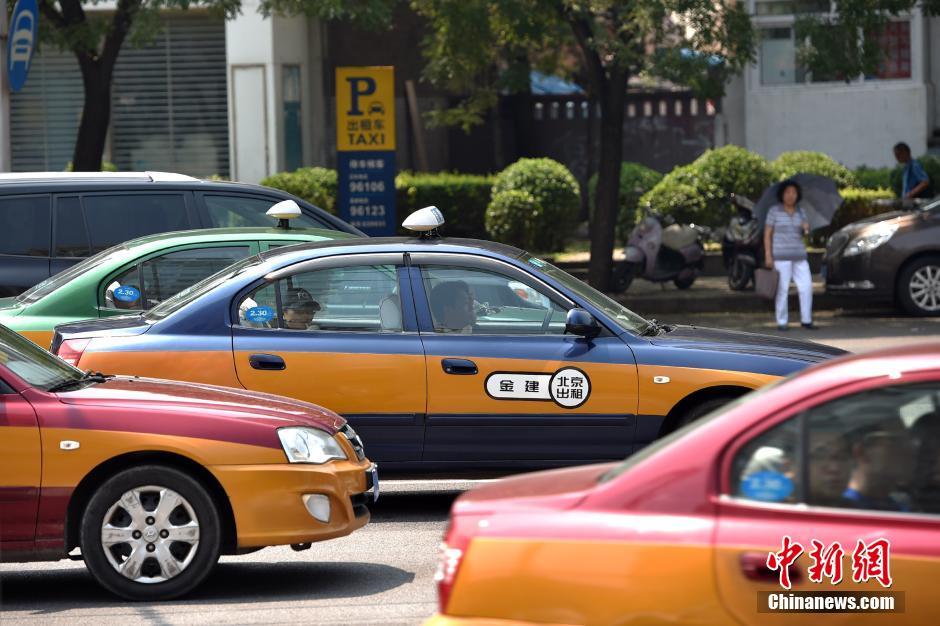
[{"left": 7, "top": 0, "right": 38, "bottom": 93}]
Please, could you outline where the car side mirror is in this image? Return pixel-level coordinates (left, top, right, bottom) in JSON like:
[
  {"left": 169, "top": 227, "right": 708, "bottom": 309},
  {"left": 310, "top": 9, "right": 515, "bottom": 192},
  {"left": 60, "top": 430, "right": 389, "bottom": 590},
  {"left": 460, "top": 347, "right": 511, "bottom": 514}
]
[{"left": 565, "top": 308, "right": 601, "bottom": 338}]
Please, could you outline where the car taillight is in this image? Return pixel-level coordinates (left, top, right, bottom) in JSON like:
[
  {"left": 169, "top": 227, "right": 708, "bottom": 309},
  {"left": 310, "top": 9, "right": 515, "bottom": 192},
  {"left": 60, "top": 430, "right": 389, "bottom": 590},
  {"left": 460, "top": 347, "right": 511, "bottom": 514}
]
[
  {"left": 57, "top": 338, "right": 90, "bottom": 366},
  {"left": 434, "top": 541, "right": 465, "bottom": 614}
]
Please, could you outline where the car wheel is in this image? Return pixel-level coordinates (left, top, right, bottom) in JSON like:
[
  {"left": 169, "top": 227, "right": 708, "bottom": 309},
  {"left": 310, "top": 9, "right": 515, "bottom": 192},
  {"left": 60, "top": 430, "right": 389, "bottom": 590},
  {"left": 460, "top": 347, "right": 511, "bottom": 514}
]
[
  {"left": 80, "top": 465, "right": 221, "bottom": 601},
  {"left": 673, "top": 272, "right": 697, "bottom": 290},
  {"left": 897, "top": 255, "right": 940, "bottom": 316},
  {"left": 676, "top": 397, "right": 734, "bottom": 430}
]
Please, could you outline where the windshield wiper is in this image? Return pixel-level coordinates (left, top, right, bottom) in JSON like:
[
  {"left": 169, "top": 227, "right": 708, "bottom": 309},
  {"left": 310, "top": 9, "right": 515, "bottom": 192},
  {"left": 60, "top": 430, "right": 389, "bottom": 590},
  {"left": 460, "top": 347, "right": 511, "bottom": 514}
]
[{"left": 47, "top": 371, "right": 112, "bottom": 393}]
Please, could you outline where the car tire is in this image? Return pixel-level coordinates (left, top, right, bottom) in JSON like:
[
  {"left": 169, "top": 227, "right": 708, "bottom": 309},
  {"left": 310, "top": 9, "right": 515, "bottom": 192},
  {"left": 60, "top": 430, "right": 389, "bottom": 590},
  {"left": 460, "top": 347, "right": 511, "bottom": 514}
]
[
  {"left": 897, "top": 255, "right": 940, "bottom": 316},
  {"left": 676, "top": 396, "right": 735, "bottom": 430},
  {"left": 673, "top": 272, "right": 697, "bottom": 290},
  {"left": 80, "top": 465, "right": 222, "bottom": 601}
]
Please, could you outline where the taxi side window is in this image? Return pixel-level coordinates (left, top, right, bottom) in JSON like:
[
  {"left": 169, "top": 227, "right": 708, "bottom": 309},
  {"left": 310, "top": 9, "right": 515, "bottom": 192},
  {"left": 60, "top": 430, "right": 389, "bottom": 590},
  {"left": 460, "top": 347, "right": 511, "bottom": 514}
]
[
  {"left": 103, "top": 246, "right": 249, "bottom": 311},
  {"left": 236, "top": 264, "right": 401, "bottom": 333},
  {"left": 731, "top": 382, "right": 940, "bottom": 515},
  {"left": 420, "top": 266, "right": 567, "bottom": 335}
]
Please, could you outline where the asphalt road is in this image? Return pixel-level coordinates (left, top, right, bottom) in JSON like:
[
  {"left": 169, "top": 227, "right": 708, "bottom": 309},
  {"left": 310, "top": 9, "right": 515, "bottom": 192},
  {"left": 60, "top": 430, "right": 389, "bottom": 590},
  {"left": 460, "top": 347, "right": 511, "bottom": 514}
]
[{"left": 3, "top": 310, "right": 939, "bottom": 625}]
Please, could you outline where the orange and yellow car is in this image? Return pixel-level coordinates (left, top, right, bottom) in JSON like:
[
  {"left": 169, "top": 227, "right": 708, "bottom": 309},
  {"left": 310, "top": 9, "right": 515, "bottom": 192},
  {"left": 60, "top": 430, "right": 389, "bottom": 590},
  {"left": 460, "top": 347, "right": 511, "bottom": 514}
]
[
  {"left": 0, "top": 323, "right": 377, "bottom": 600},
  {"left": 429, "top": 343, "right": 940, "bottom": 625}
]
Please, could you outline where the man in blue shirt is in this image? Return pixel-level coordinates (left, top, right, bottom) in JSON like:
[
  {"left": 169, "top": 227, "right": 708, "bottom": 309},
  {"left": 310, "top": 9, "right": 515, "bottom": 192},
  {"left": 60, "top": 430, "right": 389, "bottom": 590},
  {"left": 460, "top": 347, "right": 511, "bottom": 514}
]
[{"left": 893, "top": 142, "right": 933, "bottom": 199}]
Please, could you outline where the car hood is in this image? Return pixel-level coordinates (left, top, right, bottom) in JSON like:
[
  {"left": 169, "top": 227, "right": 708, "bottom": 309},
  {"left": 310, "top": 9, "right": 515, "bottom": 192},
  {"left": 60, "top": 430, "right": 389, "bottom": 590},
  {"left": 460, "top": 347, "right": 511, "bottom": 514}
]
[
  {"left": 454, "top": 463, "right": 615, "bottom": 516},
  {"left": 839, "top": 210, "right": 912, "bottom": 233},
  {"left": 651, "top": 325, "right": 845, "bottom": 363},
  {"left": 55, "top": 376, "right": 345, "bottom": 433}
]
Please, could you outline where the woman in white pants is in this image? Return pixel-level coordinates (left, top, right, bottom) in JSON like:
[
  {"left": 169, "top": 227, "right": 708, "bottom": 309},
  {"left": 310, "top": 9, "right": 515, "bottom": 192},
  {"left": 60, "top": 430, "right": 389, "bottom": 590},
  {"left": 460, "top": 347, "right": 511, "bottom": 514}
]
[{"left": 764, "top": 180, "right": 815, "bottom": 331}]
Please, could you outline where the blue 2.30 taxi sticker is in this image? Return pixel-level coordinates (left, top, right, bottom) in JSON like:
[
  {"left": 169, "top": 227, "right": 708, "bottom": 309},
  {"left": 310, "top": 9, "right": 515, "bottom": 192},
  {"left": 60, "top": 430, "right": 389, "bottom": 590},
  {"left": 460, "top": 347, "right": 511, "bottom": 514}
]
[
  {"left": 113, "top": 285, "right": 141, "bottom": 303},
  {"left": 245, "top": 306, "right": 276, "bottom": 323}
]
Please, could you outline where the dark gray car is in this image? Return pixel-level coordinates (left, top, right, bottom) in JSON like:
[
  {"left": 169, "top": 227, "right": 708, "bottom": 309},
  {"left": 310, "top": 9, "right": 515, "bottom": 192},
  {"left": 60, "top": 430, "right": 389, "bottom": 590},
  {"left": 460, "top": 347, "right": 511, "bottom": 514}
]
[{"left": 825, "top": 198, "right": 940, "bottom": 315}]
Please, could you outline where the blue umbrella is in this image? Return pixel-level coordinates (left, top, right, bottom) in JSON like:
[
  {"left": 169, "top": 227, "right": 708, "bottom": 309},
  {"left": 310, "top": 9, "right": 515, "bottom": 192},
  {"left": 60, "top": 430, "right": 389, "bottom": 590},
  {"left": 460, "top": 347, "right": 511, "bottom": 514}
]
[{"left": 752, "top": 173, "right": 843, "bottom": 231}]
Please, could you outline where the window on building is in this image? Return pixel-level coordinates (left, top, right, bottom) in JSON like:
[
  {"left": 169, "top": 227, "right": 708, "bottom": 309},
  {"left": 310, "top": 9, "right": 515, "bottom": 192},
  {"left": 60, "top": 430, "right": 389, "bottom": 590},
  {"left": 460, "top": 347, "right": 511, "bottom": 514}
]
[{"left": 872, "top": 21, "right": 911, "bottom": 79}]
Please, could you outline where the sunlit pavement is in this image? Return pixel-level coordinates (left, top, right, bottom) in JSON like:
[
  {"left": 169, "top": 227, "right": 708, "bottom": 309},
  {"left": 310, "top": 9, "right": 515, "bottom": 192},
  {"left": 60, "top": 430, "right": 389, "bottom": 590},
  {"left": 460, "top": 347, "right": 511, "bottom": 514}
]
[{"left": 2, "top": 310, "right": 938, "bottom": 624}]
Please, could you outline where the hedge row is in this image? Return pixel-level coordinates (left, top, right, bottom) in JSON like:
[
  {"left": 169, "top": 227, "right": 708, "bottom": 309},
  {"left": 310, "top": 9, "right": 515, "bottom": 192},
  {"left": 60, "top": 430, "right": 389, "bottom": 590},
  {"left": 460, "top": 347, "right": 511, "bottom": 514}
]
[{"left": 263, "top": 161, "right": 581, "bottom": 252}]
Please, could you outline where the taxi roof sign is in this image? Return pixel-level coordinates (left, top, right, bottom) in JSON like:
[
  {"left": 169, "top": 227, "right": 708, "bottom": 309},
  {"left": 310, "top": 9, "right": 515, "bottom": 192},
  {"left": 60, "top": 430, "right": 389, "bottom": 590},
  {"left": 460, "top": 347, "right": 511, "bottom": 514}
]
[
  {"left": 267, "top": 199, "right": 302, "bottom": 229},
  {"left": 402, "top": 206, "right": 444, "bottom": 235}
]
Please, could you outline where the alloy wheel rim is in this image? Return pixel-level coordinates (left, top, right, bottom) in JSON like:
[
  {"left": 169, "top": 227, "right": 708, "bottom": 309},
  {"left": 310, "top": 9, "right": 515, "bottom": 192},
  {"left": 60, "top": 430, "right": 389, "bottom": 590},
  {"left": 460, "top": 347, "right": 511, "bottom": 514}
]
[
  {"left": 100, "top": 485, "right": 200, "bottom": 584},
  {"left": 909, "top": 265, "right": 940, "bottom": 312}
]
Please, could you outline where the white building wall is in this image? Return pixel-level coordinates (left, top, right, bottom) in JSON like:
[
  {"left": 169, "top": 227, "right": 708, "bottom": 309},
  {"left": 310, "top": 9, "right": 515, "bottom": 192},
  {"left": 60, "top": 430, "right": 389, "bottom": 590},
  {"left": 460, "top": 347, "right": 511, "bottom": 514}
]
[
  {"left": 721, "top": 8, "right": 932, "bottom": 167},
  {"left": 744, "top": 82, "right": 928, "bottom": 168}
]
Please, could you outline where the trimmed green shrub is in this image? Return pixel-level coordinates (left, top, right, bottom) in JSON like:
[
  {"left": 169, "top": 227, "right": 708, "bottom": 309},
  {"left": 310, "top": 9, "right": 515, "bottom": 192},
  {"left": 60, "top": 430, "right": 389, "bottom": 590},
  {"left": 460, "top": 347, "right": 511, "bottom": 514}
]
[
  {"left": 890, "top": 154, "right": 940, "bottom": 198},
  {"left": 485, "top": 190, "right": 539, "bottom": 249},
  {"left": 771, "top": 150, "right": 857, "bottom": 188},
  {"left": 854, "top": 166, "right": 894, "bottom": 192},
  {"left": 641, "top": 146, "right": 773, "bottom": 228},
  {"left": 261, "top": 167, "right": 338, "bottom": 214},
  {"left": 588, "top": 162, "right": 663, "bottom": 243},
  {"left": 486, "top": 158, "right": 580, "bottom": 251},
  {"left": 396, "top": 172, "right": 494, "bottom": 239}
]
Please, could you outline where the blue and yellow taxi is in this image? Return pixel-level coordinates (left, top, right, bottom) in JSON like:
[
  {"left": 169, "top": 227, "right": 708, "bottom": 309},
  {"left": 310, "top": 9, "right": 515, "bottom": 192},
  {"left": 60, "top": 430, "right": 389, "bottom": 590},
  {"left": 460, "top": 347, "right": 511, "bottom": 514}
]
[{"left": 51, "top": 208, "right": 845, "bottom": 471}]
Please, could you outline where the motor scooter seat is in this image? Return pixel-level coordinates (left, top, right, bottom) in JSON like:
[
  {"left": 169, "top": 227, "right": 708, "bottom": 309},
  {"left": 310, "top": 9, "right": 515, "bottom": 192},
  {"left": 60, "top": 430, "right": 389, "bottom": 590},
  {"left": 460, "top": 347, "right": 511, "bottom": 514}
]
[{"left": 661, "top": 224, "right": 698, "bottom": 251}]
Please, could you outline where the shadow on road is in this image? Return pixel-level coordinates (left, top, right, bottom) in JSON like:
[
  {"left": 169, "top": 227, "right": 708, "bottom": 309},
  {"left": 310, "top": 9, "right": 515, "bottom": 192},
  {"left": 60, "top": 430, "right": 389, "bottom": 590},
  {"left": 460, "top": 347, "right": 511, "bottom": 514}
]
[
  {"left": 369, "top": 492, "right": 460, "bottom": 523},
  {"left": 0, "top": 560, "right": 414, "bottom": 611}
]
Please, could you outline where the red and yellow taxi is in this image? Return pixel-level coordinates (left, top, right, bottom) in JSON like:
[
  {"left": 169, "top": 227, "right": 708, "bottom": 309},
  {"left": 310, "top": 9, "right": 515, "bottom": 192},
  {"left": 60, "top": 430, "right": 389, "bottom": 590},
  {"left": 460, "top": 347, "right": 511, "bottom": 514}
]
[
  {"left": 0, "top": 324, "right": 377, "bottom": 600},
  {"left": 428, "top": 343, "right": 940, "bottom": 625}
]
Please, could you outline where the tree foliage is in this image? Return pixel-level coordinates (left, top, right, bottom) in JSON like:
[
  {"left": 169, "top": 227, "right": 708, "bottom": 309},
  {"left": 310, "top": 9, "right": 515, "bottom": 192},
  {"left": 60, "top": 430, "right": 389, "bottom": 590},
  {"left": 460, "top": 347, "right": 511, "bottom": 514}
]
[{"left": 795, "top": 0, "right": 940, "bottom": 81}]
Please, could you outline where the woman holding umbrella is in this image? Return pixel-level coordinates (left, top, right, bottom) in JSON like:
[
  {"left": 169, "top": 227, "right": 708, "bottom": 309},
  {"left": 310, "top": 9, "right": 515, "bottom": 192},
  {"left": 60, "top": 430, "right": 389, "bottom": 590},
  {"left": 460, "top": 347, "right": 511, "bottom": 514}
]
[{"left": 764, "top": 179, "right": 815, "bottom": 330}]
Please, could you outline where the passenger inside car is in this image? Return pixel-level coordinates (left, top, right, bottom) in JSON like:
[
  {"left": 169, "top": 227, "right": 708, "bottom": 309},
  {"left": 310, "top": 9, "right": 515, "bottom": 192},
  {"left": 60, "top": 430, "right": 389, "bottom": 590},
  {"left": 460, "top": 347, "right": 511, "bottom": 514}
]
[
  {"left": 843, "top": 416, "right": 915, "bottom": 511},
  {"left": 283, "top": 300, "right": 321, "bottom": 330},
  {"left": 806, "top": 419, "right": 854, "bottom": 508},
  {"left": 912, "top": 412, "right": 940, "bottom": 512}
]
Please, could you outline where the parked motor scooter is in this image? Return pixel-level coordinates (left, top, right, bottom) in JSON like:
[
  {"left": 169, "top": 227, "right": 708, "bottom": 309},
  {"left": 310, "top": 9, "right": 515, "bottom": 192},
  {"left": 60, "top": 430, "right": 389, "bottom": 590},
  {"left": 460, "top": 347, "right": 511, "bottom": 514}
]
[
  {"left": 721, "top": 193, "right": 762, "bottom": 291},
  {"left": 612, "top": 208, "right": 707, "bottom": 292}
]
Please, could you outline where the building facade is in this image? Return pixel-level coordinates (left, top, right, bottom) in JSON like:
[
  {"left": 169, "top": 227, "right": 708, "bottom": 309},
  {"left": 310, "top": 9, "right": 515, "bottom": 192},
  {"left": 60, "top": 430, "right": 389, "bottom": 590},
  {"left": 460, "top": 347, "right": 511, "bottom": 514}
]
[{"left": 721, "top": 2, "right": 940, "bottom": 168}]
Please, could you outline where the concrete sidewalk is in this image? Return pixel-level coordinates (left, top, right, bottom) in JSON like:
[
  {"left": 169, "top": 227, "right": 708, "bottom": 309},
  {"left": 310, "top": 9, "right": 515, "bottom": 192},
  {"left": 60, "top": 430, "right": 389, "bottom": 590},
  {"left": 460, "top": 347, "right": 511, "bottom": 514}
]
[{"left": 605, "top": 275, "right": 871, "bottom": 315}]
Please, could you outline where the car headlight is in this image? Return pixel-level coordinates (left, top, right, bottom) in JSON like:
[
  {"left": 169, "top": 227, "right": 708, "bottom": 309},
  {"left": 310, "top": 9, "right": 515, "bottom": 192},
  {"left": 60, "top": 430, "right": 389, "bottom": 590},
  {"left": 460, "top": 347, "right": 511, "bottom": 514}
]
[
  {"left": 842, "top": 224, "right": 898, "bottom": 257},
  {"left": 278, "top": 427, "right": 348, "bottom": 464}
]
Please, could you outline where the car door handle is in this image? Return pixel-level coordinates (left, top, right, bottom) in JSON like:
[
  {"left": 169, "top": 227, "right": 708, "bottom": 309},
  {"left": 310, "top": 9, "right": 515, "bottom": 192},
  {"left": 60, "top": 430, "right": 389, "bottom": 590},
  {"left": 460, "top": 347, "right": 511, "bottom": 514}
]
[
  {"left": 441, "top": 358, "right": 478, "bottom": 375},
  {"left": 739, "top": 552, "right": 802, "bottom": 584},
  {"left": 249, "top": 354, "right": 286, "bottom": 371}
]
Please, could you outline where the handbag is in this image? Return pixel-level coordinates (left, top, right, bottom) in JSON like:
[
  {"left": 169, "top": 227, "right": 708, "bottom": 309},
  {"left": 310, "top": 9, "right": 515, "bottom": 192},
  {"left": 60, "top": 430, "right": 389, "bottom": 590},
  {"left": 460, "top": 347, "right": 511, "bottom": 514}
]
[{"left": 755, "top": 267, "right": 779, "bottom": 301}]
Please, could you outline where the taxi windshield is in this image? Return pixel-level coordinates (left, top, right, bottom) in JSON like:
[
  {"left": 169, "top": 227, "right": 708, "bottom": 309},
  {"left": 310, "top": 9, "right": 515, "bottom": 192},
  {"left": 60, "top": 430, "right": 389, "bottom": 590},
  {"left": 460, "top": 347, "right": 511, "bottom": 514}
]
[
  {"left": 17, "top": 244, "right": 133, "bottom": 305},
  {"left": 146, "top": 255, "right": 262, "bottom": 321},
  {"left": 524, "top": 255, "right": 648, "bottom": 334},
  {"left": 0, "top": 324, "right": 83, "bottom": 389},
  {"left": 599, "top": 376, "right": 790, "bottom": 483}
]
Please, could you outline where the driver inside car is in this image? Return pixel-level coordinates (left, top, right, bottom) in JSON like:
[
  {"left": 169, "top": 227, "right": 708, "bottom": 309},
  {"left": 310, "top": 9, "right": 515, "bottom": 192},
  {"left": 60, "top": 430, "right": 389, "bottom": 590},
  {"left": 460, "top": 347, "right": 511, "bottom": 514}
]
[{"left": 430, "top": 280, "right": 477, "bottom": 334}]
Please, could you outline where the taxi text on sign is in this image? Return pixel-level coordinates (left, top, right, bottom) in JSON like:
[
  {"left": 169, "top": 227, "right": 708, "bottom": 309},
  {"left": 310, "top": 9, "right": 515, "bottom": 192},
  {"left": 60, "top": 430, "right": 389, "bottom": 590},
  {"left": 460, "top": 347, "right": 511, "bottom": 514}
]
[{"left": 336, "top": 66, "right": 396, "bottom": 236}]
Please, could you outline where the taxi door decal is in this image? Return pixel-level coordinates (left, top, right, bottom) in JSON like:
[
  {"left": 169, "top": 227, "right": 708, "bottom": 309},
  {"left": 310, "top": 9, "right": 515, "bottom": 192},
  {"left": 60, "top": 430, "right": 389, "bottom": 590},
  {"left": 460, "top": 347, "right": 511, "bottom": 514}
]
[{"left": 485, "top": 367, "right": 591, "bottom": 408}]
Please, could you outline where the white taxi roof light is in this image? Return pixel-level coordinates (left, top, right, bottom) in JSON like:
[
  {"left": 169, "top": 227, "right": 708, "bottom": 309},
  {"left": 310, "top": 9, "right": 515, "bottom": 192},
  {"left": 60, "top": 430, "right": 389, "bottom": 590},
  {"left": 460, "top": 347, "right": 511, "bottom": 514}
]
[
  {"left": 267, "top": 199, "right": 302, "bottom": 229},
  {"left": 403, "top": 206, "right": 445, "bottom": 232}
]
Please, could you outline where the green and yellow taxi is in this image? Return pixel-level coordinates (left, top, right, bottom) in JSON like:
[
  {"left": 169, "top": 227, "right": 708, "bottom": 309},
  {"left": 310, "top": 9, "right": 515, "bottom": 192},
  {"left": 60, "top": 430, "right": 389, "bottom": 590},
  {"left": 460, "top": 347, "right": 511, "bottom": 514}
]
[{"left": 1, "top": 204, "right": 355, "bottom": 347}]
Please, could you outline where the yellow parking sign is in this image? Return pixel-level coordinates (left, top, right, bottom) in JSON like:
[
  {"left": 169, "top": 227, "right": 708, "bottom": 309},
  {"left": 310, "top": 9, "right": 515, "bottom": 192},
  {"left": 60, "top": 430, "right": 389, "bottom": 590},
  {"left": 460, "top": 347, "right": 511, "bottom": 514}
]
[{"left": 336, "top": 66, "right": 395, "bottom": 151}]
